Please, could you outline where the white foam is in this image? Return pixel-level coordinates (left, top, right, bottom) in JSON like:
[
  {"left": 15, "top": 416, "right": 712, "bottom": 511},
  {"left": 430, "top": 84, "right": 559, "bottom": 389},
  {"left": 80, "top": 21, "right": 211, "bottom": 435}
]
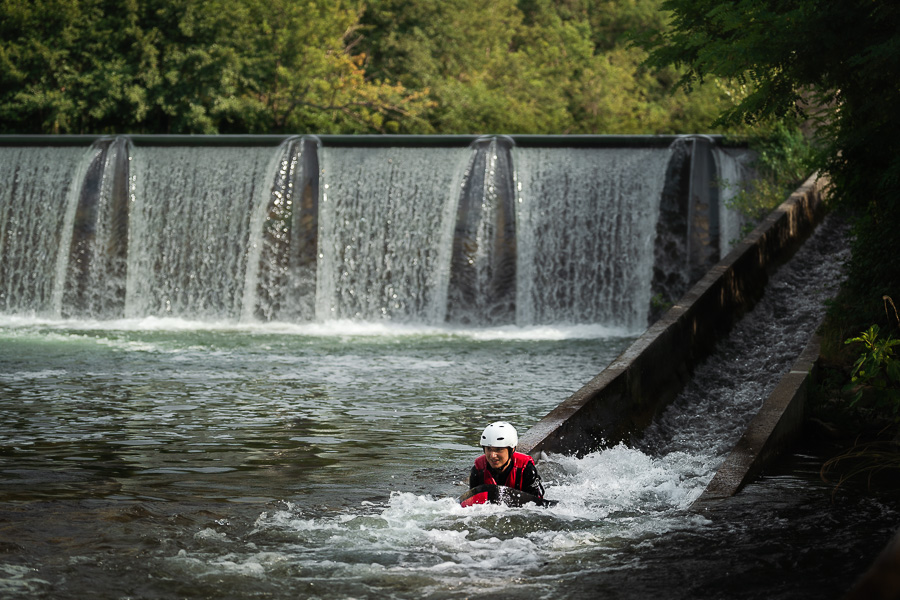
[
  {"left": 542, "top": 444, "right": 713, "bottom": 514},
  {"left": 163, "top": 446, "right": 721, "bottom": 598},
  {"left": 0, "top": 314, "right": 634, "bottom": 341},
  {"left": 194, "top": 528, "right": 229, "bottom": 542}
]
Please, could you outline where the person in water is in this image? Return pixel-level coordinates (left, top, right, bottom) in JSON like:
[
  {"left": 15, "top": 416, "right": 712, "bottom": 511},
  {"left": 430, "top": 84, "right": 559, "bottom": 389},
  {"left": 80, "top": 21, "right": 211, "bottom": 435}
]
[{"left": 469, "top": 421, "right": 544, "bottom": 499}]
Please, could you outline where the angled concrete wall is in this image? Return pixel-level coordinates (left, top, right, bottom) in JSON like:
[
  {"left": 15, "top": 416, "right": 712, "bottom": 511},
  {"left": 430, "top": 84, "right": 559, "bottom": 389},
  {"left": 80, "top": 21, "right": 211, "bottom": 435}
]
[
  {"left": 519, "top": 173, "right": 829, "bottom": 456},
  {"left": 691, "top": 330, "right": 821, "bottom": 505}
]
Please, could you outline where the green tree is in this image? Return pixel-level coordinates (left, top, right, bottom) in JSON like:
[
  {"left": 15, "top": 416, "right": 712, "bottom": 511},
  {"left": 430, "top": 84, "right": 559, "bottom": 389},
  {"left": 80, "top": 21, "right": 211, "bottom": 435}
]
[
  {"left": 0, "top": 0, "right": 155, "bottom": 133},
  {"left": 360, "top": 0, "right": 559, "bottom": 133},
  {"left": 191, "top": 0, "right": 432, "bottom": 134},
  {"left": 359, "top": 0, "right": 739, "bottom": 134},
  {"left": 0, "top": 0, "right": 432, "bottom": 133},
  {"left": 0, "top": 0, "right": 758, "bottom": 136}
]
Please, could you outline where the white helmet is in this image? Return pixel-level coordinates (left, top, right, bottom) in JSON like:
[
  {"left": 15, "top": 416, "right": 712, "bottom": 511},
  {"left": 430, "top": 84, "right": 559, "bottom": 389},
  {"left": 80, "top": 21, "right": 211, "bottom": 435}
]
[{"left": 481, "top": 421, "right": 518, "bottom": 449}]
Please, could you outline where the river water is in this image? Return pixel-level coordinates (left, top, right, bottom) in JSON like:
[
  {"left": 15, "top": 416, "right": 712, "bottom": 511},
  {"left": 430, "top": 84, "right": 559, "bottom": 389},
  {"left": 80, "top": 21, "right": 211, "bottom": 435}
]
[{"left": 1, "top": 215, "right": 897, "bottom": 599}]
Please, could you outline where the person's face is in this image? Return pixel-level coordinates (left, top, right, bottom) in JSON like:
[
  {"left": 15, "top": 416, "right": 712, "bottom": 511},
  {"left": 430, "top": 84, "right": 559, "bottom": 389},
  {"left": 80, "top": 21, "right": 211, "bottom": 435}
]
[{"left": 484, "top": 446, "right": 511, "bottom": 469}]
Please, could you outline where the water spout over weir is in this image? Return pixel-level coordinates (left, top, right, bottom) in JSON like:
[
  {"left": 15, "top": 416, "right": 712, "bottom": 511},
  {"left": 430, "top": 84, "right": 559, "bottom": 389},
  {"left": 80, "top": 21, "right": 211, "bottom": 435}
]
[
  {"left": 0, "top": 135, "right": 754, "bottom": 327},
  {"left": 63, "top": 136, "right": 131, "bottom": 319},
  {"left": 244, "top": 135, "right": 320, "bottom": 323},
  {"left": 447, "top": 135, "right": 517, "bottom": 326}
]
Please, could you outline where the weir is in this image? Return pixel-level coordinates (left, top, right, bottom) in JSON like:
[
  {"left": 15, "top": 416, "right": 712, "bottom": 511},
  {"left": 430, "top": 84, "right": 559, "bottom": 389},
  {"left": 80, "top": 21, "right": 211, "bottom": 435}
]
[
  {"left": 0, "top": 135, "right": 754, "bottom": 327},
  {"left": 63, "top": 136, "right": 131, "bottom": 318}
]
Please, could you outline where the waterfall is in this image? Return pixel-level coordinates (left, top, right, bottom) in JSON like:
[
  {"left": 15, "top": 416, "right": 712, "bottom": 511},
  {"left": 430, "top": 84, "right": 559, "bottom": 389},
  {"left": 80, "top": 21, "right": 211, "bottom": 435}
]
[
  {"left": 515, "top": 147, "right": 672, "bottom": 329},
  {"left": 650, "top": 139, "right": 693, "bottom": 319},
  {"left": 686, "top": 136, "right": 720, "bottom": 284},
  {"left": 0, "top": 136, "right": 753, "bottom": 328},
  {"left": 446, "top": 136, "right": 518, "bottom": 326},
  {"left": 714, "top": 146, "right": 755, "bottom": 255},
  {"left": 0, "top": 146, "right": 86, "bottom": 315},
  {"left": 242, "top": 135, "right": 320, "bottom": 323},
  {"left": 126, "top": 146, "right": 273, "bottom": 320},
  {"left": 649, "top": 138, "right": 754, "bottom": 321},
  {"left": 315, "top": 145, "right": 469, "bottom": 323}
]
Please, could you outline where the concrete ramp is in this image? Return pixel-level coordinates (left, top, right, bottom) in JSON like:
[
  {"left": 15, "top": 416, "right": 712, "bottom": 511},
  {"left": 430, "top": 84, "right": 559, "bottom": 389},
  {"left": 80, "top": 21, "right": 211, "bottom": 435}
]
[{"left": 691, "top": 329, "right": 821, "bottom": 505}]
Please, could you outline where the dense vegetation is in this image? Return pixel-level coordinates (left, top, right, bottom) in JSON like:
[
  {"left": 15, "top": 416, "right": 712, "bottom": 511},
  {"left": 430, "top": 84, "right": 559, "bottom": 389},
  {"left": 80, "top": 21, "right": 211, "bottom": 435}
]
[{"left": 0, "top": 0, "right": 741, "bottom": 135}]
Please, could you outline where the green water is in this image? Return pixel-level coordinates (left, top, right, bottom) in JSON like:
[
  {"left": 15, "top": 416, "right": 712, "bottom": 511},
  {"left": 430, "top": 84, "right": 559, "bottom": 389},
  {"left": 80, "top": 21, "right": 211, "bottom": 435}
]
[{"left": 0, "top": 320, "right": 629, "bottom": 508}]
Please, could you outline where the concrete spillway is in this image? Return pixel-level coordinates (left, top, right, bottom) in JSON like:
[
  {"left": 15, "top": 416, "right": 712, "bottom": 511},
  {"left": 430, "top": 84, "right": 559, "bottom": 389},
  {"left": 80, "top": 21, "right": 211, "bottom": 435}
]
[{"left": 0, "top": 134, "right": 753, "bottom": 329}]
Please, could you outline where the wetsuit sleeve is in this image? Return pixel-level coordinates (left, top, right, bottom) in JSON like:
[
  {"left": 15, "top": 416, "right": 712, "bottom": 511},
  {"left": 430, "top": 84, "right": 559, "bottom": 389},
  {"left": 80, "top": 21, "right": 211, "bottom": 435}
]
[
  {"left": 469, "top": 466, "right": 483, "bottom": 489},
  {"left": 521, "top": 463, "right": 544, "bottom": 498}
]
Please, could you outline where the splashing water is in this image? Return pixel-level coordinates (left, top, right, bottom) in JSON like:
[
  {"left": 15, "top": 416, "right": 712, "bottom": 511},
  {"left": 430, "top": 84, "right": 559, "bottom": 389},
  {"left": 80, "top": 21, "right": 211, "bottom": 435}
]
[{"left": 161, "top": 445, "right": 709, "bottom": 599}]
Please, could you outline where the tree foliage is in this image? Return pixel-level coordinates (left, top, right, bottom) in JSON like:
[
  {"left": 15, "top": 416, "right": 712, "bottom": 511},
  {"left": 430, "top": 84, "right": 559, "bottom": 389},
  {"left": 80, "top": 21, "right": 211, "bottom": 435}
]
[
  {"left": 358, "top": 0, "right": 736, "bottom": 134},
  {"left": 0, "top": 0, "right": 745, "bottom": 135},
  {"left": 0, "top": 0, "right": 432, "bottom": 133}
]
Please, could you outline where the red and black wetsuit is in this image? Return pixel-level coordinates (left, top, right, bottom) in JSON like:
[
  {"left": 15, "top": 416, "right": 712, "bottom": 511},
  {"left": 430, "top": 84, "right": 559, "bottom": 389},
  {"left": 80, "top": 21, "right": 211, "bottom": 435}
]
[{"left": 469, "top": 451, "right": 545, "bottom": 498}]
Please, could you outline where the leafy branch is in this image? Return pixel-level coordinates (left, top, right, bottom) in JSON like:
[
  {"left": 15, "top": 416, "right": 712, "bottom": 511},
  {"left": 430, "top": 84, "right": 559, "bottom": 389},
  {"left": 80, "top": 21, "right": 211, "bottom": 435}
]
[{"left": 843, "top": 297, "right": 900, "bottom": 418}]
